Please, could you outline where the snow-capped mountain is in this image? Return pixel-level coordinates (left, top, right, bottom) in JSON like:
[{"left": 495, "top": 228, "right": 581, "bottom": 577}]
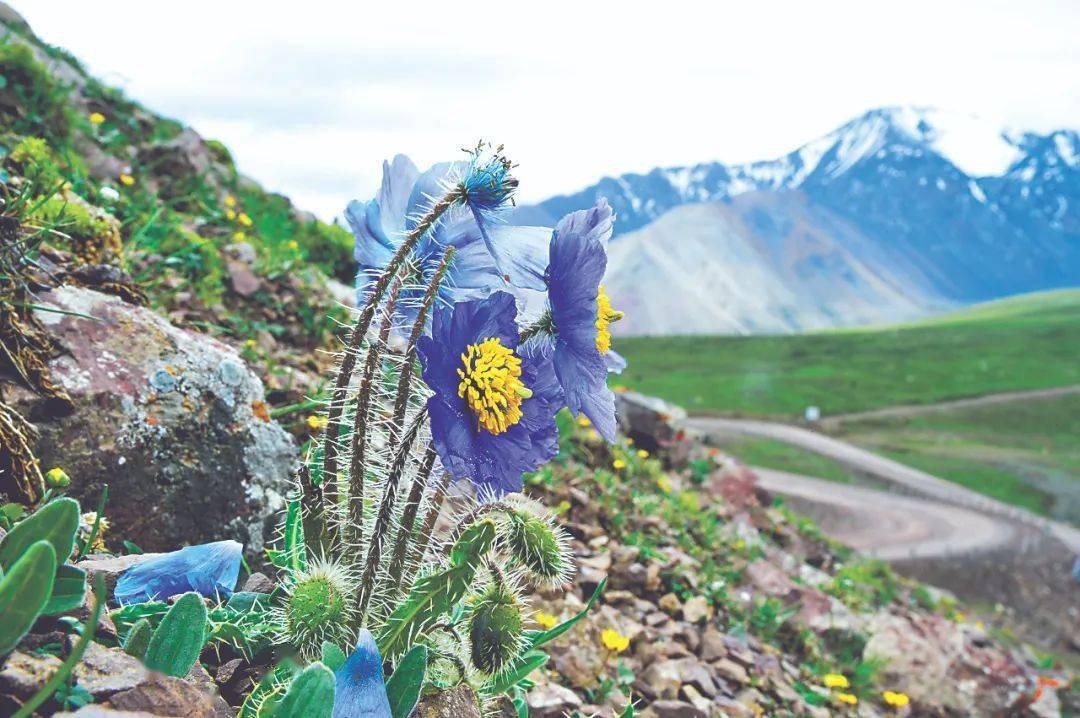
[{"left": 517, "top": 107, "right": 1079, "bottom": 335}]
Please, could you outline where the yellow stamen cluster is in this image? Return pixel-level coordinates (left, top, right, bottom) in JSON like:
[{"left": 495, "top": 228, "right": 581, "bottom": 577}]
[
  {"left": 594, "top": 285, "right": 623, "bottom": 355},
  {"left": 457, "top": 337, "right": 532, "bottom": 435}
]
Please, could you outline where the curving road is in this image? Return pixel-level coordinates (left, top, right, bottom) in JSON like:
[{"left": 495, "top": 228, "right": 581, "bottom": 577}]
[{"left": 686, "top": 416, "right": 1080, "bottom": 554}]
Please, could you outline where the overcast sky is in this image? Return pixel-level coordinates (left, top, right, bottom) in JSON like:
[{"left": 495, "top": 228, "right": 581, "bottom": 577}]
[{"left": 16, "top": 1, "right": 1080, "bottom": 219}]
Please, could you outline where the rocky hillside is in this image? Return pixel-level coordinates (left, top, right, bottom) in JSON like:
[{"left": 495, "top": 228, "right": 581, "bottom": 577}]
[{"left": 0, "top": 5, "right": 1075, "bottom": 717}]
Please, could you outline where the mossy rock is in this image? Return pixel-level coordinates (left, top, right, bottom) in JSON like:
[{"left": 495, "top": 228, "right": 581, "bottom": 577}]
[
  {"left": 0, "top": 39, "right": 71, "bottom": 142},
  {"left": 29, "top": 188, "right": 121, "bottom": 264}
]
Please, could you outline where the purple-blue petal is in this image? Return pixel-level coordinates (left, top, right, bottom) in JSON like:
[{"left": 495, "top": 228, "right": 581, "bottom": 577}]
[
  {"left": 113, "top": 540, "right": 242, "bottom": 605},
  {"left": 332, "top": 630, "right": 392, "bottom": 718}
]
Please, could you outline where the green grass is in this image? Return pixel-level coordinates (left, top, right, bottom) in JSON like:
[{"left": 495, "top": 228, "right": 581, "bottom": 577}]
[
  {"left": 837, "top": 395, "right": 1080, "bottom": 522},
  {"left": 614, "top": 289, "right": 1080, "bottom": 419},
  {"left": 714, "top": 438, "right": 856, "bottom": 484}
]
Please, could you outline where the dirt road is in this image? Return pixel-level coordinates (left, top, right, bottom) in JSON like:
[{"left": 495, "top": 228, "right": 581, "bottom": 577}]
[{"left": 686, "top": 416, "right": 1080, "bottom": 553}]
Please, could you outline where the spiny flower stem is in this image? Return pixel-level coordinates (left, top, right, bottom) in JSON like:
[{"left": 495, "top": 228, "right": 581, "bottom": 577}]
[
  {"left": 385, "top": 442, "right": 438, "bottom": 596},
  {"left": 403, "top": 470, "right": 451, "bottom": 584},
  {"left": 386, "top": 246, "right": 455, "bottom": 454},
  {"left": 348, "top": 276, "right": 403, "bottom": 545},
  {"left": 356, "top": 406, "right": 428, "bottom": 623},
  {"left": 320, "top": 192, "right": 459, "bottom": 501}
]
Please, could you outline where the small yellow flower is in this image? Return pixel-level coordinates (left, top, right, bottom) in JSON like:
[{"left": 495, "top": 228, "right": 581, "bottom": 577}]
[
  {"left": 88, "top": 112, "right": 105, "bottom": 125},
  {"left": 225, "top": 195, "right": 236, "bottom": 207},
  {"left": 119, "top": 173, "right": 135, "bottom": 186},
  {"left": 226, "top": 209, "right": 237, "bottom": 220},
  {"left": 238, "top": 212, "right": 253, "bottom": 227},
  {"left": 45, "top": 467, "right": 71, "bottom": 488},
  {"left": 232, "top": 231, "right": 246, "bottom": 241},
  {"left": 612, "top": 459, "right": 627, "bottom": 470},
  {"left": 600, "top": 628, "right": 630, "bottom": 653},
  {"left": 637, "top": 449, "right": 649, "bottom": 459},
  {"left": 734, "top": 538, "right": 746, "bottom": 551},
  {"left": 836, "top": 693, "right": 858, "bottom": 705},
  {"left": 586, "top": 429, "right": 599, "bottom": 441},
  {"left": 244, "top": 338, "right": 257, "bottom": 348},
  {"left": 883, "top": 691, "right": 909, "bottom": 708},
  {"left": 824, "top": 674, "right": 850, "bottom": 689},
  {"left": 534, "top": 611, "right": 558, "bottom": 629},
  {"left": 306, "top": 415, "right": 328, "bottom": 431},
  {"left": 625, "top": 437, "right": 634, "bottom": 445},
  {"left": 287, "top": 240, "right": 299, "bottom": 251},
  {"left": 974, "top": 620, "right": 985, "bottom": 631},
  {"left": 656, "top": 476, "right": 672, "bottom": 494},
  {"left": 576, "top": 415, "right": 591, "bottom": 427},
  {"left": 954, "top": 611, "right": 965, "bottom": 623}
]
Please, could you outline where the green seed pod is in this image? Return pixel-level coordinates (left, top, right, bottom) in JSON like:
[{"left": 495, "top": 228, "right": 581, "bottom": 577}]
[
  {"left": 274, "top": 560, "right": 354, "bottom": 658},
  {"left": 45, "top": 467, "right": 71, "bottom": 489},
  {"left": 504, "top": 509, "right": 572, "bottom": 587},
  {"left": 468, "top": 580, "right": 524, "bottom": 676}
]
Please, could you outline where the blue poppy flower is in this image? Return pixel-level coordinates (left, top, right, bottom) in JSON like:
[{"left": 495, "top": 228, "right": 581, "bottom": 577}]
[
  {"left": 417, "top": 291, "right": 561, "bottom": 496},
  {"left": 347, "top": 153, "right": 549, "bottom": 329},
  {"left": 332, "top": 629, "right": 392, "bottom": 718},
  {"left": 114, "top": 540, "right": 242, "bottom": 605},
  {"left": 526, "top": 200, "right": 623, "bottom": 443}
]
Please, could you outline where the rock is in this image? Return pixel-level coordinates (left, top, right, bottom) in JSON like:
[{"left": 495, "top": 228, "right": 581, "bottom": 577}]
[
  {"left": 0, "top": 650, "right": 61, "bottom": 698},
  {"left": 13, "top": 286, "right": 297, "bottom": 552},
  {"left": 681, "top": 595, "right": 712, "bottom": 624},
  {"left": 864, "top": 612, "right": 971, "bottom": 712},
  {"left": 658, "top": 592, "right": 682, "bottom": 615},
  {"left": 73, "top": 642, "right": 148, "bottom": 699},
  {"left": 613, "top": 390, "right": 690, "bottom": 463},
  {"left": 226, "top": 261, "right": 261, "bottom": 297},
  {"left": 240, "top": 572, "right": 274, "bottom": 594},
  {"left": 223, "top": 243, "right": 257, "bottom": 264},
  {"left": 526, "top": 683, "right": 582, "bottom": 717},
  {"left": 185, "top": 662, "right": 235, "bottom": 718},
  {"left": 136, "top": 130, "right": 227, "bottom": 208},
  {"left": 699, "top": 627, "right": 727, "bottom": 662},
  {"left": 106, "top": 672, "right": 218, "bottom": 718},
  {"left": 56, "top": 709, "right": 159, "bottom": 717},
  {"left": 712, "top": 658, "right": 750, "bottom": 686},
  {"left": 415, "top": 685, "right": 483, "bottom": 718},
  {"left": 78, "top": 553, "right": 163, "bottom": 597},
  {"left": 641, "top": 700, "right": 706, "bottom": 718},
  {"left": 744, "top": 559, "right": 795, "bottom": 597},
  {"left": 671, "top": 658, "right": 717, "bottom": 697},
  {"left": 637, "top": 659, "right": 682, "bottom": 700}
]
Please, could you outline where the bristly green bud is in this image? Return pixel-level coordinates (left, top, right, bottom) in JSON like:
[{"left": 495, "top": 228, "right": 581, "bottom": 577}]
[
  {"left": 503, "top": 506, "right": 573, "bottom": 588},
  {"left": 468, "top": 578, "right": 524, "bottom": 676},
  {"left": 274, "top": 559, "right": 355, "bottom": 658}
]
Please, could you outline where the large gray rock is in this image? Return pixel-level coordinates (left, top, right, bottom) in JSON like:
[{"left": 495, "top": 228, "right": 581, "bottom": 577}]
[{"left": 11, "top": 286, "right": 296, "bottom": 552}]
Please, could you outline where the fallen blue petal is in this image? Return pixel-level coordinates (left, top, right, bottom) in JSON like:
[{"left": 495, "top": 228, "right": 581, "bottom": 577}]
[
  {"left": 333, "top": 629, "right": 392, "bottom": 718},
  {"left": 114, "top": 540, "right": 242, "bottom": 605}
]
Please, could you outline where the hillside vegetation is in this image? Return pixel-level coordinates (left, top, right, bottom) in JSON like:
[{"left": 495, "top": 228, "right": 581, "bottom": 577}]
[{"left": 615, "top": 289, "right": 1080, "bottom": 419}]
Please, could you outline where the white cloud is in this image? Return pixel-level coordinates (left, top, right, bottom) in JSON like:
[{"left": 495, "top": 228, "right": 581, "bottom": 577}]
[{"left": 15, "top": 0, "right": 1080, "bottom": 219}]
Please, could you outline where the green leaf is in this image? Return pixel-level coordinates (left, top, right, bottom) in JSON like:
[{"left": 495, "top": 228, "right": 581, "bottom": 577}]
[
  {"left": 240, "top": 660, "right": 297, "bottom": 718},
  {"left": 0, "top": 498, "right": 80, "bottom": 571},
  {"left": 481, "top": 650, "right": 548, "bottom": 695},
  {"left": 526, "top": 577, "right": 606, "bottom": 650},
  {"left": 75, "top": 485, "right": 108, "bottom": 560},
  {"left": 377, "top": 520, "right": 496, "bottom": 659},
  {"left": 386, "top": 644, "right": 427, "bottom": 718},
  {"left": 283, "top": 496, "right": 306, "bottom": 574},
  {"left": 618, "top": 700, "right": 637, "bottom": 717},
  {"left": 41, "top": 564, "right": 86, "bottom": 615},
  {"left": 143, "top": 592, "right": 208, "bottom": 677},
  {"left": 227, "top": 591, "right": 271, "bottom": 612},
  {"left": 123, "top": 618, "right": 153, "bottom": 659},
  {"left": 123, "top": 540, "right": 144, "bottom": 555},
  {"left": 0, "top": 541, "right": 57, "bottom": 654},
  {"left": 274, "top": 663, "right": 334, "bottom": 718},
  {"left": 320, "top": 641, "right": 346, "bottom": 672}
]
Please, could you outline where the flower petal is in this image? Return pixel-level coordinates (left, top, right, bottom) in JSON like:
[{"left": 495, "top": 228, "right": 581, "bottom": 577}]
[
  {"left": 332, "top": 629, "right": 392, "bottom": 718},
  {"left": 114, "top": 540, "right": 242, "bottom": 605}
]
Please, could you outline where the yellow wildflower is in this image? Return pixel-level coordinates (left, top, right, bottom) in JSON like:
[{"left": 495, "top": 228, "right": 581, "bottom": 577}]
[
  {"left": 88, "top": 112, "right": 105, "bottom": 124},
  {"left": 226, "top": 209, "right": 237, "bottom": 220},
  {"left": 586, "top": 429, "right": 599, "bottom": 441},
  {"left": 824, "top": 674, "right": 850, "bottom": 689},
  {"left": 238, "top": 212, "right": 253, "bottom": 227},
  {"left": 656, "top": 476, "right": 672, "bottom": 494},
  {"left": 287, "top": 240, "right": 299, "bottom": 251},
  {"left": 612, "top": 459, "right": 627, "bottom": 470},
  {"left": 307, "top": 415, "right": 328, "bottom": 431},
  {"left": 225, "top": 195, "right": 236, "bottom": 207},
  {"left": 244, "top": 338, "right": 257, "bottom": 348},
  {"left": 637, "top": 449, "right": 649, "bottom": 459},
  {"left": 232, "top": 231, "right": 246, "bottom": 241},
  {"left": 576, "top": 415, "right": 591, "bottom": 427},
  {"left": 45, "top": 466, "right": 71, "bottom": 488},
  {"left": 954, "top": 611, "right": 965, "bottom": 623},
  {"left": 836, "top": 693, "right": 858, "bottom": 705},
  {"left": 600, "top": 628, "right": 630, "bottom": 653},
  {"left": 626, "top": 437, "right": 633, "bottom": 445},
  {"left": 883, "top": 691, "right": 909, "bottom": 708},
  {"left": 119, "top": 173, "right": 135, "bottom": 186},
  {"left": 534, "top": 611, "right": 558, "bottom": 629}
]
